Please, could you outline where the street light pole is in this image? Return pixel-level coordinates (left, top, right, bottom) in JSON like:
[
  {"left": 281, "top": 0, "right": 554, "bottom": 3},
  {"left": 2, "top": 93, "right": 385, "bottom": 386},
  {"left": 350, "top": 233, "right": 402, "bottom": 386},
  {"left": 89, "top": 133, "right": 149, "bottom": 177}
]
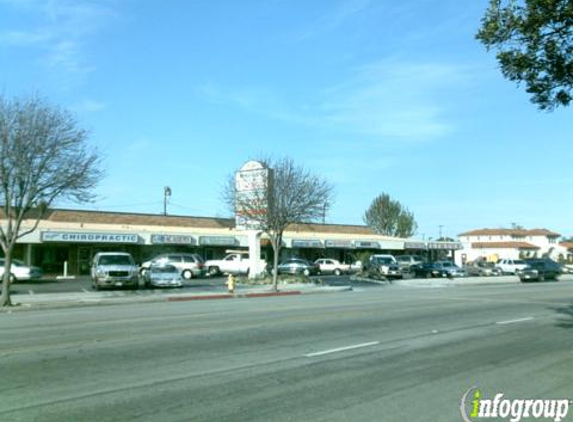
[{"left": 163, "top": 186, "right": 172, "bottom": 216}]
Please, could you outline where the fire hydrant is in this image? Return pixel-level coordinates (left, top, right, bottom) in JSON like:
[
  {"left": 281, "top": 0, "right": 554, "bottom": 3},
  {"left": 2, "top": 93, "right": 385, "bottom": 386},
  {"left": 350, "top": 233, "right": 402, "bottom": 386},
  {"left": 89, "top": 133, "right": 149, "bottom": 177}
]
[{"left": 227, "top": 274, "right": 235, "bottom": 293}]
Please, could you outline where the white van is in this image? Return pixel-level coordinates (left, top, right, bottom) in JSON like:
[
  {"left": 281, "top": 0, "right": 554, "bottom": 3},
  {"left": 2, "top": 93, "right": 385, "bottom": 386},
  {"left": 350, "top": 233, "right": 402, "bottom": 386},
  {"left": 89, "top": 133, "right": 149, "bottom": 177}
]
[{"left": 91, "top": 252, "right": 139, "bottom": 290}]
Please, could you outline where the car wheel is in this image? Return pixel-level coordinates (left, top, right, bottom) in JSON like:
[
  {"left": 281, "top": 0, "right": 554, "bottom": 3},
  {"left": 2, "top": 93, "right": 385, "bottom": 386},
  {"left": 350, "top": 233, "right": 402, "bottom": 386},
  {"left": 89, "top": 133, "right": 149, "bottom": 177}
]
[
  {"left": 334, "top": 269, "right": 342, "bottom": 276},
  {"left": 182, "top": 269, "right": 193, "bottom": 280},
  {"left": 208, "top": 266, "right": 220, "bottom": 277}
]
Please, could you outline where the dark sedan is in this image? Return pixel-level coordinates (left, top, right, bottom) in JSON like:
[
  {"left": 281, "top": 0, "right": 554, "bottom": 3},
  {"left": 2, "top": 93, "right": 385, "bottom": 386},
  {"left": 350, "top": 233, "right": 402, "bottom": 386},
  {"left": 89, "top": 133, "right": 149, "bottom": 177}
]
[
  {"left": 518, "top": 259, "right": 561, "bottom": 282},
  {"left": 411, "top": 262, "right": 450, "bottom": 278},
  {"left": 277, "top": 258, "right": 320, "bottom": 276}
]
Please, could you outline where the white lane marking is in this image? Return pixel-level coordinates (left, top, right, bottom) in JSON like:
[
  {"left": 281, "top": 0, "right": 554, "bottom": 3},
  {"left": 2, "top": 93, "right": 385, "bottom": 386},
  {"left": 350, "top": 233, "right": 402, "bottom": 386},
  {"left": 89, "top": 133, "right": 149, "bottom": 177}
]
[
  {"left": 305, "top": 341, "right": 380, "bottom": 358},
  {"left": 496, "top": 317, "right": 534, "bottom": 325}
]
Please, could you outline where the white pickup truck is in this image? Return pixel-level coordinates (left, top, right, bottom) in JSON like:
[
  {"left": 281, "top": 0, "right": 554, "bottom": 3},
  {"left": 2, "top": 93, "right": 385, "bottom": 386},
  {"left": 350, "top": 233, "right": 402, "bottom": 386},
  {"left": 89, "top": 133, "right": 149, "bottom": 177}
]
[{"left": 204, "top": 253, "right": 266, "bottom": 277}]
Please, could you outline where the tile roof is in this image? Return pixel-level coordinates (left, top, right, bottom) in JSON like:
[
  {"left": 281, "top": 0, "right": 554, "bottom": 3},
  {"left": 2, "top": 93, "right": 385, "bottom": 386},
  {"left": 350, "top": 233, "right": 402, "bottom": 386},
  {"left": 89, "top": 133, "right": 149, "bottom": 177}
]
[
  {"left": 11, "top": 208, "right": 380, "bottom": 236},
  {"left": 459, "top": 228, "right": 561, "bottom": 237},
  {"left": 471, "top": 241, "right": 540, "bottom": 249},
  {"left": 560, "top": 242, "right": 573, "bottom": 250}
]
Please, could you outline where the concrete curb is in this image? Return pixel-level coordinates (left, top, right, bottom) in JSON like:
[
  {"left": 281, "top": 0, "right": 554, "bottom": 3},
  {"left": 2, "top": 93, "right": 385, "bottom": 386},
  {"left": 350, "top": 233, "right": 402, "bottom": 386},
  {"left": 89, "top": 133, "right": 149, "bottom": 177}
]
[
  {"left": 167, "top": 290, "right": 302, "bottom": 302},
  {"left": 4, "top": 284, "right": 353, "bottom": 311}
]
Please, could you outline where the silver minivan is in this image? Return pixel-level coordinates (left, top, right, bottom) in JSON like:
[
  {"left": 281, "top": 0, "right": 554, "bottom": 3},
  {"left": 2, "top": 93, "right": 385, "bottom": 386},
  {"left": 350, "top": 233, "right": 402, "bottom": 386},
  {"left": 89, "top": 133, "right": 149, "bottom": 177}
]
[{"left": 91, "top": 252, "right": 139, "bottom": 290}]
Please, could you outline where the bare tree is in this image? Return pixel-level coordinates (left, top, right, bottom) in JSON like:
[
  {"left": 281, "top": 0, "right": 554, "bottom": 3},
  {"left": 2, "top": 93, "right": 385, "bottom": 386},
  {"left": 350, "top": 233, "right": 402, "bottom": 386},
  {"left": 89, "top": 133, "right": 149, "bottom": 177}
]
[
  {"left": 223, "top": 157, "right": 334, "bottom": 290},
  {"left": 0, "top": 95, "right": 103, "bottom": 306}
]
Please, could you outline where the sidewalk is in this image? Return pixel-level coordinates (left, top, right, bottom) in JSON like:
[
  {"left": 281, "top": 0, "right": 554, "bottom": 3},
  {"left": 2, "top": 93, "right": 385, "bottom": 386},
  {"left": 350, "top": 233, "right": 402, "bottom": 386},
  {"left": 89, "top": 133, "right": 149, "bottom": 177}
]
[
  {"left": 7, "top": 282, "right": 353, "bottom": 310},
  {"left": 355, "top": 273, "right": 573, "bottom": 287}
]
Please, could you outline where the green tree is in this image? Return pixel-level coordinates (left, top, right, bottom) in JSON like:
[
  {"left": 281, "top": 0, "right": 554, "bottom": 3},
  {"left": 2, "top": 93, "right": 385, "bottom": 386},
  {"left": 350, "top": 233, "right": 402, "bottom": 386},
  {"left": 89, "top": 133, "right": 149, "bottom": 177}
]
[
  {"left": 0, "top": 95, "right": 103, "bottom": 307},
  {"left": 363, "top": 193, "right": 417, "bottom": 238},
  {"left": 476, "top": 0, "right": 573, "bottom": 110}
]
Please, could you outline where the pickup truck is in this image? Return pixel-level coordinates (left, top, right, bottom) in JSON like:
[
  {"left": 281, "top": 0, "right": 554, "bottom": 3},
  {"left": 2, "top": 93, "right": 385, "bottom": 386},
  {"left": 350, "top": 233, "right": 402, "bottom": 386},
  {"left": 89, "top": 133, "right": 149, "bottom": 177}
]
[{"left": 204, "top": 253, "right": 266, "bottom": 277}]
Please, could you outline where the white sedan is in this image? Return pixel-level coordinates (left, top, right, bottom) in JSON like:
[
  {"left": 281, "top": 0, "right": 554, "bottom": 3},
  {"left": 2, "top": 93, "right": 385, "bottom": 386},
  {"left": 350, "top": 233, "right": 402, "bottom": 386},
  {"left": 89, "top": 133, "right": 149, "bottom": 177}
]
[
  {"left": 314, "top": 259, "right": 350, "bottom": 276},
  {"left": 0, "top": 258, "right": 43, "bottom": 282}
]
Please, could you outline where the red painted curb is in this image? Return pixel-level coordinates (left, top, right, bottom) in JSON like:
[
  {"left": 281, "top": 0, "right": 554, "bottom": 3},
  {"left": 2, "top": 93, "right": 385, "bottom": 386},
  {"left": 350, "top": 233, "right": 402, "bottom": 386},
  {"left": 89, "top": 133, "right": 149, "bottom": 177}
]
[
  {"left": 245, "top": 291, "right": 301, "bottom": 298},
  {"left": 168, "top": 294, "right": 234, "bottom": 302}
]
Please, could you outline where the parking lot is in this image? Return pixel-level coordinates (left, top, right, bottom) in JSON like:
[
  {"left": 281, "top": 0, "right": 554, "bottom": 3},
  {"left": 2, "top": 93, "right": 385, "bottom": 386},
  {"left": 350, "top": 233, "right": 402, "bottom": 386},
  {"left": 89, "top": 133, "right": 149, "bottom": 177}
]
[{"left": 9, "top": 272, "right": 570, "bottom": 299}]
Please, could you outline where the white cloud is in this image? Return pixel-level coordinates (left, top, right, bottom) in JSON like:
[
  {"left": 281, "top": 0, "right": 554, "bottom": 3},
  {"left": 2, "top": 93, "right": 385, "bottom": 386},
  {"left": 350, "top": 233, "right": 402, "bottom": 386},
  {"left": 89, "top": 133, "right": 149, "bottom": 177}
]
[
  {"left": 198, "top": 58, "right": 467, "bottom": 142},
  {"left": 317, "top": 59, "right": 469, "bottom": 140},
  {"left": 0, "top": 0, "right": 117, "bottom": 74},
  {"left": 73, "top": 99, "right": 106, "bottom": 113},
  {"left": 295, "top": 0, "right": 373, "bottom": 41}
]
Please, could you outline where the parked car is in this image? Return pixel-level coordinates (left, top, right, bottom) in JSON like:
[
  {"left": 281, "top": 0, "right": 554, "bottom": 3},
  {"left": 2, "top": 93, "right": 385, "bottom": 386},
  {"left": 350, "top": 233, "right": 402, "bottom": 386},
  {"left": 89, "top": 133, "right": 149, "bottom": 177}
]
[
  {"left": 314, "top": 258, "right": 350, "bottom": 276},
  {"left": 561, "top": 263, "right": 573, "bottom": 274},
  {"left": 434, "top": 261, "right": 466, "bottom": 277},
  {"left": 277, "top": 258, "right": 320, "bottom": 276},
  {"left": 91, "top": 252, "right": 139, "bottom": 290},
  {"left": 464, "top": 261, "right": 502, "bottom": 277},
  {"left": 395, "top": 255, "right": 424, "bottom": 271},
  {"left": 518, "top": 259, "right": 561, "bottom": 282},
  {"left": 0, "top": 258, "right": 43, "bottom": 283},
  {"left": 367, "top": 255, "right": 402, "bottom": 279},
  {"left": 143, "top": 263, "right": 184, "bottom": 288},
  {"left": 140, "top": 253, "right": 204, "bottom": 279},
  {"left": 411, "top": 262, "right": 450, "bottom": 278},
  {"left": 495, "top": 259, "right": 528, "bottom": 275},
  {"left": 349, "top": 260, "right": 363, "bottom": 273}
]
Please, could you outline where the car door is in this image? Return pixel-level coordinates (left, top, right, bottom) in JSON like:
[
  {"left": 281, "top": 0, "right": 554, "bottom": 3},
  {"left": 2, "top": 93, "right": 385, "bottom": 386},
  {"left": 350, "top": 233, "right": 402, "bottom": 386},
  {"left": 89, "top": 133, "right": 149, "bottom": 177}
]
[{"left": 322, "top": 259, "right": 335, "bottom": 273}]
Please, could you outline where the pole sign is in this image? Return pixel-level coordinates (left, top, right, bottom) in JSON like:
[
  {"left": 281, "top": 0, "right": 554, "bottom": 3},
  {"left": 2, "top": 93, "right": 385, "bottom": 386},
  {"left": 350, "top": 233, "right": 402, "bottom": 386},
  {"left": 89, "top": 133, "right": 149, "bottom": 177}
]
[{"left": 235, "top": 161, "right": 272, "bottom": 230}]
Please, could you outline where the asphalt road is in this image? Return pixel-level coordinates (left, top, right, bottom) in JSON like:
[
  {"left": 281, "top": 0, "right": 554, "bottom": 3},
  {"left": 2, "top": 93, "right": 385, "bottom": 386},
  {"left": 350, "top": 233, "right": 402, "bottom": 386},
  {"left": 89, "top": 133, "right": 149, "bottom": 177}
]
[{"left": 2, "top": 281, "right": 573, "bottom": 422}]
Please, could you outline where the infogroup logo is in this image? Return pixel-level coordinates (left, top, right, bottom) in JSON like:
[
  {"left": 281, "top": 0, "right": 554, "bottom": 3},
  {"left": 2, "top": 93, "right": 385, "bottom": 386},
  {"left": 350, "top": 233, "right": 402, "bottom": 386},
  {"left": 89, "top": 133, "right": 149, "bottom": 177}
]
[{"left": 460, "top": 387, "right": 571, "bottom": 422}]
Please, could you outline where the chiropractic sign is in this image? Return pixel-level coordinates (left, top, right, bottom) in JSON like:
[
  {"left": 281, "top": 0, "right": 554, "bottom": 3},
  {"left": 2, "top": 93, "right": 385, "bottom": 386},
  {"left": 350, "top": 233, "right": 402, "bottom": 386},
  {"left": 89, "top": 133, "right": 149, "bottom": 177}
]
[{"left": 41, "top": 231, "right": 140, "bottom": 244}]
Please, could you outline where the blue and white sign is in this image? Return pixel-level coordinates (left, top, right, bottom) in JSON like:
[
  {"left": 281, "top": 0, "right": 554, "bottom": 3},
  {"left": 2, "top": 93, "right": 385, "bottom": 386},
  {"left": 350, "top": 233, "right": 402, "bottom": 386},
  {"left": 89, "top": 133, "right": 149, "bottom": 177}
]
[
  {"left": 354, "top": 241, "right": 380, "bottom": 249},
  {"left": 151, "top": 234, "right": 196, "bottom": 245},
  {"left": 199, "top": 236, "right": 237, "bottom": 246},
  {"left": 292, "top": 239, "right": 323, "bottom": 248},
  {"left": 325, "top": 240, "right": 354, "bottom": 249},
  {"left": 41, "top": 231, "right": 140, "bottom": 244}
]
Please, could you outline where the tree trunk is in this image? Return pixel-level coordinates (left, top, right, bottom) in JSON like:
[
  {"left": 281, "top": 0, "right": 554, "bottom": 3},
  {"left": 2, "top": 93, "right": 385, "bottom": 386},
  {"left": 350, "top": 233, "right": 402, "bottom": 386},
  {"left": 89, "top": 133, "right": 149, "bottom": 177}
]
[
  {"left": 0, "top": 250, "right": 13, "bottom": 307},
  {"left": 271, "top": 234, "right": 282, "bottom": 291}
]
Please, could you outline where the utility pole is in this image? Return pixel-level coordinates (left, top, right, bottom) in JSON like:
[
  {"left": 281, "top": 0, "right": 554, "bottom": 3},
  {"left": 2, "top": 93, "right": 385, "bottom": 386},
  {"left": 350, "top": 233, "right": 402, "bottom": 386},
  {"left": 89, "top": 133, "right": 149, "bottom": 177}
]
[{"left": 163, "top": 186, "right": 172, "bottom": 216}]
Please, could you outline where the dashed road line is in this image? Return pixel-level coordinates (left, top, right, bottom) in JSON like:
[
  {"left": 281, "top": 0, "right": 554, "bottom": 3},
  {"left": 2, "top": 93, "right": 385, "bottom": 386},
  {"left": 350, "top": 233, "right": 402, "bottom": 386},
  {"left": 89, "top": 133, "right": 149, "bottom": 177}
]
[
  {"left": 496, "top": 317, "right": 534, "bottom": 325},
  {"left": 305, "top": 341, "right": 380, "bottom": 358}
]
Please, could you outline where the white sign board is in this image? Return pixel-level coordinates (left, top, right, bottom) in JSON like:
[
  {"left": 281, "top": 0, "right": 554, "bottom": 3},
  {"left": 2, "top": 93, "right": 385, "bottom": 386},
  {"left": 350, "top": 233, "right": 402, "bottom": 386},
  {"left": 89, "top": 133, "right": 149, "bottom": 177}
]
[{"left": 235, "top": 161, "right": 271, "bottom": 231}]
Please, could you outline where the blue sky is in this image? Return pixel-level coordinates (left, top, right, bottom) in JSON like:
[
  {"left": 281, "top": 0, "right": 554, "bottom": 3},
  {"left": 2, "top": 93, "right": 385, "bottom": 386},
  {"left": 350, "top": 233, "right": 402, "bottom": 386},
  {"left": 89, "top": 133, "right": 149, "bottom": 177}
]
[{"left": 1, "top": 0, "right": 571, "bottom": 239}]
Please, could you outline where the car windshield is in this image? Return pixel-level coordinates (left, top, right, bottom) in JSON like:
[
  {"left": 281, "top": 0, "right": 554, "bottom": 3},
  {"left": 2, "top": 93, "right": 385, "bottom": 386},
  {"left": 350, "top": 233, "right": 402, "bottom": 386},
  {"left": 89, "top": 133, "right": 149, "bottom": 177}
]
[
  {"left": 0, "top": 258, "right": 25, "bottom": 267},
  {"left": 98, "top": 255, "right": 134, "bottom": 266},
  {"left": 373, "top": 258, "right": 394, "bottom": 265}
]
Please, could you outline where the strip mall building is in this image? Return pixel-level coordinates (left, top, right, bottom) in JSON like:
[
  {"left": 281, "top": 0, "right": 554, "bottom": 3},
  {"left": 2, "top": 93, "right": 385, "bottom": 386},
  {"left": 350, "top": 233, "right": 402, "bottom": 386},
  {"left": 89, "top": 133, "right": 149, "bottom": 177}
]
[{"left": 8, "top": 208, "right": 462, "bottom": 275}]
